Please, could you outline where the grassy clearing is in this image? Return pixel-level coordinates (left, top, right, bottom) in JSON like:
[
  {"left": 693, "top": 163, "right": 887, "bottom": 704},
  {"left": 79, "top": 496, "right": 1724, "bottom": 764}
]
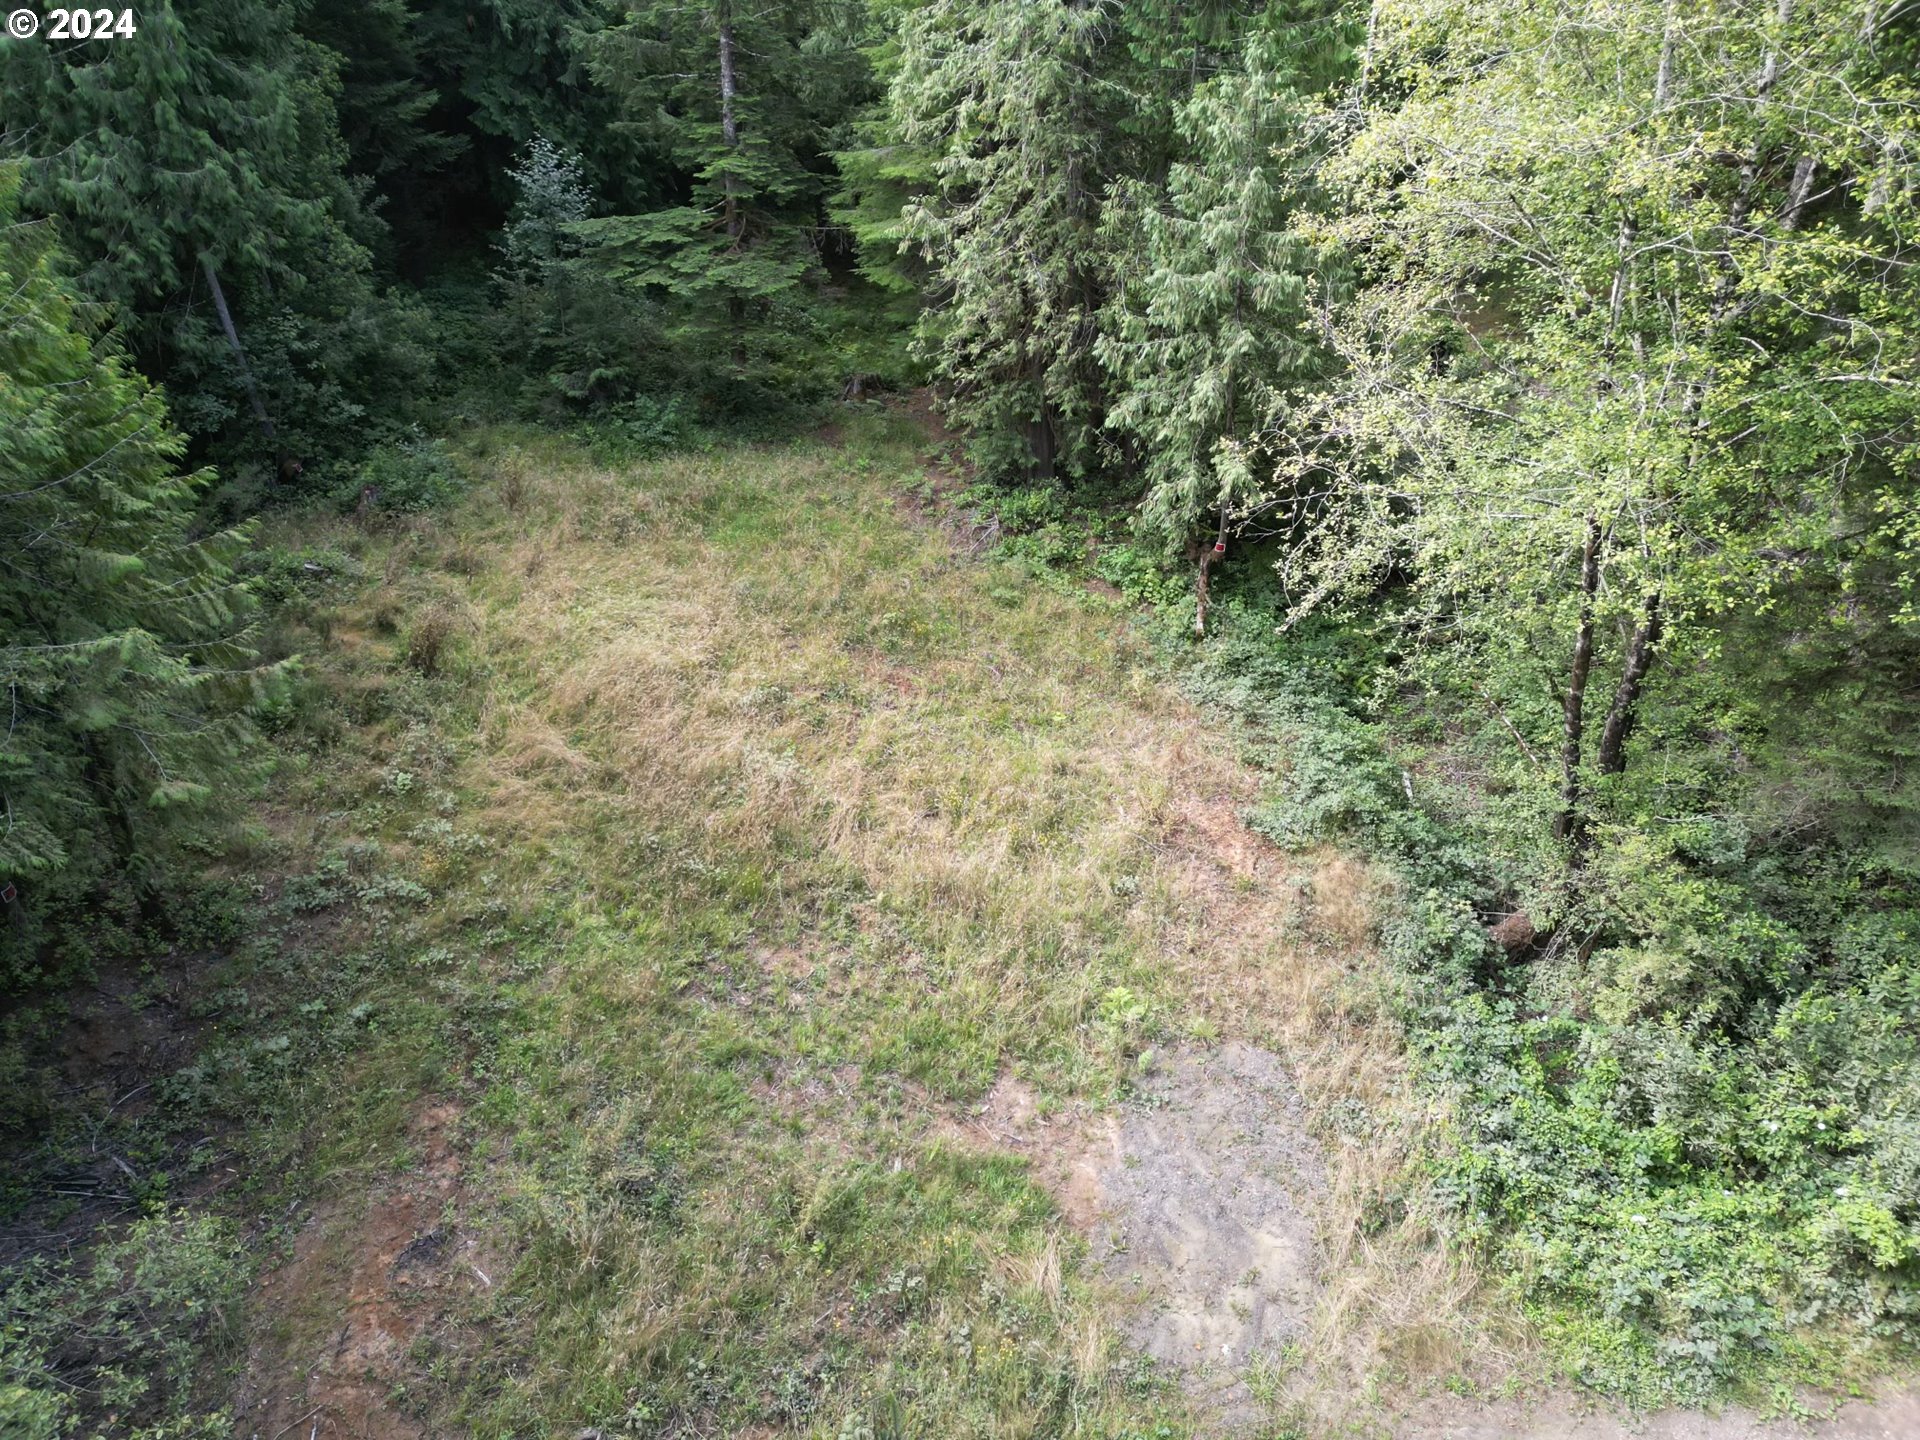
[{"left": 227, "top": 409, "right": 1503, "bottom": 1436}]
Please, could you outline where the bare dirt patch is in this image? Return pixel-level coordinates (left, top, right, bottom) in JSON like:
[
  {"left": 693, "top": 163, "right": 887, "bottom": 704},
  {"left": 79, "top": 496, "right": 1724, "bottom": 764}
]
[
  {"left": 1389, "top": 1384, "right": 1920, "bottom": 1440},
  {"left": 945, "top": 1051, "right": 1325, "bottom": 1425},
  {"left": 235, "top": 1101, "right": 496, "bottom": 1440},
  {"left": 941, "top": 1072, "right": 1108, "bottom": 1229},
  {"left": 947, "top": 1055, "right": 1920, "bottom": 1440},
  {"left": 1088, "top": 1045, "right": 1322, "bottom": 1422}
]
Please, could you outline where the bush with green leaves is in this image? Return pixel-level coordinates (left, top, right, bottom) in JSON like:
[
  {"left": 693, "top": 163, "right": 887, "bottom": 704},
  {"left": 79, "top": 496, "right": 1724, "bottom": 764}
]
[
  {"left": 1180, "top": 588, "right": 1920, "bottom": 1404},
  {"left": 0, "top": 1209, "right": 248, "bottom": 1440},
  {"left": 342, "top": 433, "right": 468, "bottom": 514},
  {"left": 583, "top": 395, "right": 705, "bottom": 463}
]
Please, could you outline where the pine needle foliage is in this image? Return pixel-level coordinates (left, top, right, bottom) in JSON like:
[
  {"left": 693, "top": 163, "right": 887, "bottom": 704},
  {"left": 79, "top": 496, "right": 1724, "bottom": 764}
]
[
  {"left": 0, "top": 0, "right": 406, "bottom": 469},
  {"left": 0, "top": 172, "right": 281, "bottom": 982},
  {"left": 889, "top": 0, "right": 1128, "bottom": 482},
  {"left": 576, "top": 0, "right": 875, "bottom": 390},
  {"left": 1099, "top": 6, "right": 1356, "bottom": 556}
]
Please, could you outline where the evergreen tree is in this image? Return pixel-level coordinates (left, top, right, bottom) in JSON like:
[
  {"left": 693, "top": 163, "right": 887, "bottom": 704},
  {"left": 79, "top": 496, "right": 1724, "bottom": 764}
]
[
  {"left": 882, "top": 1, "right": 1278, "bottom": 484},
  {"left": 575, "top": 0, "right": 874, "bottom": 391},
  {"left": 410, "top": 0, "right": 648, "bottom": 218},
  {"left": 0, "top": 172, "right": 279, "bottom": 979},
  {"left": 831, "top": 0, "right": 945, "bottom": 382},
  {"left": 0, "top": 0, "right": 414, "bottom": 475},
  {"left": 1098, "top": 8, "right": 1355, "bottom": 628},
  {"left": 493, "top": 136, "right": 669, "bottom": 410},
  {"left": 888, "top": 0, "right": 1124, "bottom": 481},
  {"left": 832, "top": 0, "right": 937, "bottom": 300},
  {"left": 299, "top": 0, "right": 469, "bottom": 267}
]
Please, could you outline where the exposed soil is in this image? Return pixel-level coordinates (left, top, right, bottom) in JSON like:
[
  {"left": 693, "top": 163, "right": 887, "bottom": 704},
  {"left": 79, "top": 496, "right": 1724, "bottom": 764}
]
[
  {"left": 1391, "top": 1385, "right": 1920, "bottom": 1440},
  {"left": 234, "top": 1101, "right": 496, "bottom": 1440},
  {"left": 0, "top": 947, "right": 230, "bottom": 1270},
  {"left": 968, "top": 1050, "right": 1920, "bottom": 1440},
  {"left": 949, "top": 1048, "right": 1324, "bottom": 1424},
  {"left": 1092, "top": 1044, "right": 1324, "bottom": 1419},
  {"left": 943, "top": 1071, "right": 1106, "bottom": 1229}
]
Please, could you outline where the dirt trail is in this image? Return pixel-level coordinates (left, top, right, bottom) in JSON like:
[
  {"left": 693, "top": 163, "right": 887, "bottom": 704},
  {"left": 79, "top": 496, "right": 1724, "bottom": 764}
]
[{"left": 234, "top": 1103, "right": 495, "bottom": 1440}]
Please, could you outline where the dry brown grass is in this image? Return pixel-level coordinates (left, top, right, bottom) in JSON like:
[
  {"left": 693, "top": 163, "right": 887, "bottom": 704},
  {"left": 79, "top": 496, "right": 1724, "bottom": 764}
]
[{"left": 326, "top": 419, "right": 1524, "bottom": 1427}]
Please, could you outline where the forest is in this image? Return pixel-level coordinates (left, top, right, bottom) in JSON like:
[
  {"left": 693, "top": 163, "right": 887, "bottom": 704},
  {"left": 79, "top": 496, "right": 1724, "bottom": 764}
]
[{"left": 2, "top": 2, "right": 1918, "bottom": 1436}]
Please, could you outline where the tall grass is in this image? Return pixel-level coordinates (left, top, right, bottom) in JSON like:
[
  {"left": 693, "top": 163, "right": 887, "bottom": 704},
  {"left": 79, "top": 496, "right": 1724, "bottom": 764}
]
[{"left": 247, "top": 413, "right": 1496, "bottom": 1435}]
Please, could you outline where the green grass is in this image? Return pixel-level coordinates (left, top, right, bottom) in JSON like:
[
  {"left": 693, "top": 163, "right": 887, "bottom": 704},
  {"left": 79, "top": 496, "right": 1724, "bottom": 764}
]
[
  {"left": 1, "top": 410, "right": 1492, "bottom": 1439},
  {"left": 194, "top": 408, "right": 1482, "bottom": 1436}
]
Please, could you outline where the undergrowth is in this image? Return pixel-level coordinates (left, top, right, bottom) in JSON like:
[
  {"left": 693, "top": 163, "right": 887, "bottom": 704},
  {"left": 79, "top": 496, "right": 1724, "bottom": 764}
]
[
  {"left": 0, "top": 1210, "right": 246, "bottom": 1440},
  {"left": 978, "top": 488, "right": 1919, "bottom": 1406}
]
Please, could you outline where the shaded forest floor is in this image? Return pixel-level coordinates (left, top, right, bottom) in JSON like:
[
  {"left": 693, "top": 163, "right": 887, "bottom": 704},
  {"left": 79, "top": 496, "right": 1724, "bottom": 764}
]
[{"left": 9, "top": 407, "right": 1916, "bottom": 1438}]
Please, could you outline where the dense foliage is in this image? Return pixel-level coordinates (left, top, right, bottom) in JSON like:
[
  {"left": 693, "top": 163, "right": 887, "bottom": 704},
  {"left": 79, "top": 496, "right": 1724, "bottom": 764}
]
[
  {"left": 0, "top": 170, "right": 277, "bottom": 986},
  {"left": 1244, "top": 1, "right": 1920, "bottom": 1396},
  {"left": 0, "top": 1209, "right": 245, "bottom": 1439},
  {"left": 870, "top": 0, "right": 1920, "bottom": 1397},
  {"left": 1, "top": 0, "right": 1917, "bottom": 1413}
]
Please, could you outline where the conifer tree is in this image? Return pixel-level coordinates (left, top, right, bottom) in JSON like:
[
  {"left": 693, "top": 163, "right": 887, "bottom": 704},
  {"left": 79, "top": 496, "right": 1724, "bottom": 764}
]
[
  {"left": 577, "top": 0, "right": 873, "bottom": 387},
  {"left": 300, "top": 0, "right": 468, "bottom": 265},
  {"left": 883, "top": 1, "right": 1283, "bottom": 484},
  {"left": 831, "top": 0, "right": 944, "bottom": 371},
  {"left": 409, "top": 0, "right": 656, "bottom": 226},
  {"left": 888, "top": 0, "right": 1123, "bottom": 481},
  {"left": 0, "top": 173, "right": 278, "bottom": 974},
  {"left": 0, "top": 0, "right": 396, "bottom": 469},
  {"left": 1099, "top": 9, "right": 1354, "bottom": 628}
]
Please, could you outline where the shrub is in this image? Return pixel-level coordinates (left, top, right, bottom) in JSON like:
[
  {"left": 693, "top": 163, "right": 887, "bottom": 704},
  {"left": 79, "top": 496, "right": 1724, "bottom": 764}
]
[
  {"left": 0, "top": 1209, "right": 248, "bottom": 1438},
  {"left": 584, "top": 395, "right": 703, "bottom": 462},
  {"left": 1179, "top": 600, "right": 1920, "bottom": 1403},
  {"left": 341, "top": 433, "right": 467, "bottom": 514}
]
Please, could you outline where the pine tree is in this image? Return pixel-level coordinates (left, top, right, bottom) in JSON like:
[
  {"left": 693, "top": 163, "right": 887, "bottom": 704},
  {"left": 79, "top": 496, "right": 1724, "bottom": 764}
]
[
  {"left": 882, "top": 1, "right": 1283, "bottom": 485},
  {"left": 408, "top": 0, "right": 658, "bottom": 226},
  {"left": 576, "top": 0, "right": 873, "bottom": 389},
  {"left": 299, "top": 0, "right": 468, "bottom": 266},
  {"left": 0, "top": 172, "right": 280, "bottom": 976},
  {"left": 831, "top": 0, "right": 945, "bottom": 379},
  {"left": 0, "top": 0, "right": 398, "bottom": 471},
  {"left": 1098, "top": 8, "right": 1354, "bottom": 629},
  {"left": 887, "top": 0, "right": 1125, "bottom": 482},
  {"left": 492, "top": 136, "right": 670, "bottom": 410}
]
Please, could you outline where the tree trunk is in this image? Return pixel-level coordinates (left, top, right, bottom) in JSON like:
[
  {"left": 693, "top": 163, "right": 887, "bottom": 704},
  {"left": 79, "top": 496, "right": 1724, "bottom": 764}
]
[
  {"left": 1654, "top": 0, "right": 1678, "bottom": 107},
  {"left": 1780, "top": 153, "right": 1819, "bottom": 229},
  {"left": 1028, "top": 405, "right": 1057, "bottom": 483},
  {"left": 1554, "top": 516, "right": 1603, "bottom": 843},
  {"left": 80, "top": 733, "right": 146, "bottom": 893},
  {"left": 717, "top": 1, "right": 742, "bottom": 248},
  {"left": 1603, "top": 216, "right": 1638, "bottom": 358},
  {"left": 1194, "top": 508, "right": 1229, "bottom": 639},
  {"left": 200, "top": 256, "right": 279, "bottom": 458},
  {"left": 1357, "top": 0, "right": 1381, "bottom": 104},
  {"left": 1596, "top": 594, "right": 1662, "bottom": 776},
  {"left": 716, "top": 2, "right": 746, "bottom": 368}
]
